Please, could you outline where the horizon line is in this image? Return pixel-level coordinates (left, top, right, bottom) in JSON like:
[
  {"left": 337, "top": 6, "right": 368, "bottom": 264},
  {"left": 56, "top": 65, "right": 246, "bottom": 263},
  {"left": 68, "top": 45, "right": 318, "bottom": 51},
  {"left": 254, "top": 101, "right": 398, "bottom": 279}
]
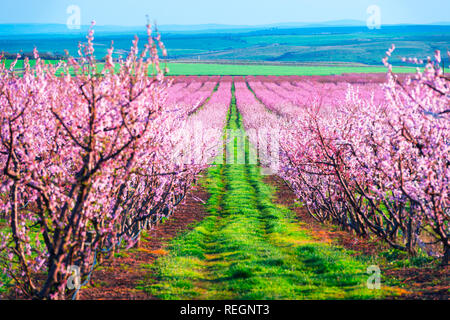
[{"left": 1, "top": 20, "right": 450, "bottom": 28}]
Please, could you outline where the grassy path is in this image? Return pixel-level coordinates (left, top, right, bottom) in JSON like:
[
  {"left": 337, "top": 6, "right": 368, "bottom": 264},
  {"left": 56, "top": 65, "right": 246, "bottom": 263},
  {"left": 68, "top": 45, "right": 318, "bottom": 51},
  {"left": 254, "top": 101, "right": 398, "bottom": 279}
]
[{"left": 139, "top": 84, "right": 399, "bottom": 300}]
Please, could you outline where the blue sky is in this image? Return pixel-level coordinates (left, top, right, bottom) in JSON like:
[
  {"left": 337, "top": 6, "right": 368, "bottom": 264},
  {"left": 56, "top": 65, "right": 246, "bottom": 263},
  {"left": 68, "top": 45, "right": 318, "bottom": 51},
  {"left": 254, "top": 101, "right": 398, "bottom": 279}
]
[{"left": 0, "top": 0, "right": 449, "bottom": 26}]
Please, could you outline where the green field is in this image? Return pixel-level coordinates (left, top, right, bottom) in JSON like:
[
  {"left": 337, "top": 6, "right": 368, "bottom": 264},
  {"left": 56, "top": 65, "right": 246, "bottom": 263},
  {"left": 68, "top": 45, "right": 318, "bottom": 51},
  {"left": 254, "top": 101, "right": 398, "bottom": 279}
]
[
  {"left": 165, "top": 62, "right": 418, "bottom": 76},
  {"left": 3, "top": 59, "right": 421, "bottom": 76}
]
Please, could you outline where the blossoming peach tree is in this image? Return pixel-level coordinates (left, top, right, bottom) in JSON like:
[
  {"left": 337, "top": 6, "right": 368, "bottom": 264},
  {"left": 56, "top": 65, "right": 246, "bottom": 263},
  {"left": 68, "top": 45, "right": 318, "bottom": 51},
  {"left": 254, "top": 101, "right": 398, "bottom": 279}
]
[
  {"left": 0, "top": 22, "right": 195, "bottom": 299},
  {"left": 279, "top": 46, "right": 449, "bottom": 264}
]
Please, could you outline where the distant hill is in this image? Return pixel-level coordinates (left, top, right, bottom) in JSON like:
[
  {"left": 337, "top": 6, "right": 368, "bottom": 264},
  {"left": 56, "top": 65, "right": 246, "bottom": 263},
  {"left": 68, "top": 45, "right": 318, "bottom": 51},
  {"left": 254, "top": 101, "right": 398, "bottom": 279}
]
[
  {"left": 157, "top": 20, "right": 367, "bottom": 32},
  {"left": 1, "top": 23, "right": 450, "bottom": 66},
  {"left": 0, "top": 19, "right": 420, "bottom": 36}
]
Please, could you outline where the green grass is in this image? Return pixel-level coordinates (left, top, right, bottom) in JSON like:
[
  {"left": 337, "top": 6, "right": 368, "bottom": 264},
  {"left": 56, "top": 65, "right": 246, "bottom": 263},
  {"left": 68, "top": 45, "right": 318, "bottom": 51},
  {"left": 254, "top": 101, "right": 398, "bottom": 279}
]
[
  {"left": 0, "top": 218, "right": 10, "bottom": 293},
  {"left": 3, "top": 58, "right": 421, "bottom": 76},
  {"left": 138, "top": 84, "right": 403, "bottom": 300},
  {"left": 165, "top": 62, "right": 418, "bottom": 76},
  {"left": 0, "top": 273, "right": 10, "bottom": 295},
  {"left": 3, "top": 59, "right": 61, "bottom": 70}
]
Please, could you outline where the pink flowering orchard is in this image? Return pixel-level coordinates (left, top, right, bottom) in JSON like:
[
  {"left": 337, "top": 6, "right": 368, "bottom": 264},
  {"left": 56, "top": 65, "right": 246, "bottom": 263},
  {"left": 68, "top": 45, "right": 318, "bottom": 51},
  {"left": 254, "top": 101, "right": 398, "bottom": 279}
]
[
  {"left": 0, "top": 23, "right": 223, "bottom": 299},
  {"left": 231, "top": 50, "right": 449, "bottom": 265},
  {"left": 277, "top": 48, "right": 449, "bottom": 264},
  {"left": 0, "top": 23, "right": 448, "bottom": 300}
]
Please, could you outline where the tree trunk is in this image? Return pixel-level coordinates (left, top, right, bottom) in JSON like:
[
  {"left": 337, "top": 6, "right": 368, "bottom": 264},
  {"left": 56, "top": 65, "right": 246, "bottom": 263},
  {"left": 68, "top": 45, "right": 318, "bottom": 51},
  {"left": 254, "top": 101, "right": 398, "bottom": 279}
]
[{"left": 442, "top": 243, "right": 449, "bottom": 266}]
